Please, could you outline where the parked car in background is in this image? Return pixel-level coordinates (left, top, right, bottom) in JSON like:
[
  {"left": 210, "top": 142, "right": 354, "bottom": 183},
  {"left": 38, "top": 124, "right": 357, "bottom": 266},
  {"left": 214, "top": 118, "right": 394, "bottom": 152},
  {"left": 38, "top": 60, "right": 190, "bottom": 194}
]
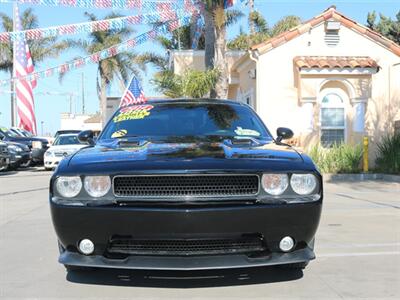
[
  {"left": 0, "top": 141, "right": 10, "bottom": 171},
  {"left": 6, "top": 141, "right": 32, "bottom": 169},
  {"left": 54, "top": 130, "right": 81, "bottom": 139},
  {"left": 10, "top": 127, "right": 33, "bottom": 138},
  {"left": 0, "top": 127, "right": 49, "bottom": 165},
  {"left": 44, "top": 134, "right": 87, "bottom": 171}
]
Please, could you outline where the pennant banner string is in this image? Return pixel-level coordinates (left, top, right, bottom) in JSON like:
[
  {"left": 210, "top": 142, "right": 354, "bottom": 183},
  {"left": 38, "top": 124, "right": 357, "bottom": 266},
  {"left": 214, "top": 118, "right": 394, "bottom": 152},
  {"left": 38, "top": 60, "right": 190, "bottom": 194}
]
[
  {"left": 0, "top": 8, "right": 189, "bottom": 43},
  {"left": 0, "top": 0, "right": 196, "bottom": 12},
  {"left": 0, "top": 15, "right": 192, "bottom": 87}
]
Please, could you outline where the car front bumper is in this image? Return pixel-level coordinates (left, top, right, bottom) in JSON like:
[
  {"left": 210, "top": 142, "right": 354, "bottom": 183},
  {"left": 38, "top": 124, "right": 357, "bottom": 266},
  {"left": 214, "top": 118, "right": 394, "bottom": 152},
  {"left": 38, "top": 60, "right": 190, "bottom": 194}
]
[
  {"left": 44, "top": 156, "right": 62, "bottom": 169},
  {"left": 59, "top": 247, "right": 315, "bottom": 270},
  {"left": 0, "top": 155, "right": 10, "bottom": 168},
  {"left": 32, "top": 148, "right": 47, "bottom": 163},
  {"left": 51, "top": 200, "right": 322, "bottom": 270}
]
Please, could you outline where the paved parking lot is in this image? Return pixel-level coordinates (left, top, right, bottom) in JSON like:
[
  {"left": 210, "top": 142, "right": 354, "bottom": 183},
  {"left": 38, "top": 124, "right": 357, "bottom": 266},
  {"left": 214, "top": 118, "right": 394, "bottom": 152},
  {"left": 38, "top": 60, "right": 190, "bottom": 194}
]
[{"left": 0, "top": 168, "right": 399, "bottom": 299}]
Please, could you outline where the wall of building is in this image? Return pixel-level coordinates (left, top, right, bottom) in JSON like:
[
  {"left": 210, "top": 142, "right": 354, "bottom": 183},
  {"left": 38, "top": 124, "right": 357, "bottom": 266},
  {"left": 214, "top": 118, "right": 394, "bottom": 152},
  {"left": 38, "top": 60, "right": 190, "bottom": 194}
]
[
  {"left": 254, "top": 22, "right": 400, "bottom": 162},
  {"left": 60, "top": 113, "right": 102, "bottom": 132},
  {"left": 172, "top": 50, "right": 245, "bottom": 77}
]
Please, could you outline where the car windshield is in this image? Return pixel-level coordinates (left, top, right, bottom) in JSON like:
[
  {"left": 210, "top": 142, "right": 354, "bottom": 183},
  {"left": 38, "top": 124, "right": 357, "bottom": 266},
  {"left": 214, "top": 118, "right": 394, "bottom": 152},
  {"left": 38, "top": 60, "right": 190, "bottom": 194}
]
[
  {"left": 100, "top": 102, "right": 272, "bottom": 141},
  {"left": 53, "top": 135, "right": 82, "bottom": 145},
  {"left": 0, "top": 127, "right": 20, "bottom": 138}
]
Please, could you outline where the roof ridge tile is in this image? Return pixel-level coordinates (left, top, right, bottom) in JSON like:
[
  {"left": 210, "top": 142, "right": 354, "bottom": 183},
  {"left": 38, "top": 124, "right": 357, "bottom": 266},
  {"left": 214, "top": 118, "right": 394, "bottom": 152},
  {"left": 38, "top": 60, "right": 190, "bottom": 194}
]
[{"left": 250, "top": 6, "right": 400, "bottom": 57}]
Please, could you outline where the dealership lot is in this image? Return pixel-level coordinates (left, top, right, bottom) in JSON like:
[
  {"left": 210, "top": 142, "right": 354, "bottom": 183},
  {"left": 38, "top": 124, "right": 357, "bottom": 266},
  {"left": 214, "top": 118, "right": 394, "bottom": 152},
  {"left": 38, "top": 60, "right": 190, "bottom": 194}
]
[{"left": 0, "top": 169, "right": 399, "bottom": 299}]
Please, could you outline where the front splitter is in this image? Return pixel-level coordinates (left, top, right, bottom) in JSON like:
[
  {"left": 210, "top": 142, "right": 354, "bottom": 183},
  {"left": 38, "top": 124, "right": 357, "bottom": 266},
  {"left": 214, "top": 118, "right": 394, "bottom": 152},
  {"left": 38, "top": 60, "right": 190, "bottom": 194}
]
[{"left": 59, "top": 247, "right": 315, "bottom": 271}]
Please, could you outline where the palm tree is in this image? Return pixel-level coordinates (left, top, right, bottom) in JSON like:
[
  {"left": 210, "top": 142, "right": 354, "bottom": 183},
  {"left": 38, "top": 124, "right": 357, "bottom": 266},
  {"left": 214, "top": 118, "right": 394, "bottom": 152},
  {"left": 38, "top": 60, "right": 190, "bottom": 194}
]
[
  {"left": 202, "top": 1, "right": 244, "bottom": 99},
  {"left": 64, "top": 12, "right": 146, "bottom": 124},
  {"left": 0, "top": 8, "right": 68, "bottom": 125},
  {"left": 228, "top": 13, "right": 301, "bottom": 50}
]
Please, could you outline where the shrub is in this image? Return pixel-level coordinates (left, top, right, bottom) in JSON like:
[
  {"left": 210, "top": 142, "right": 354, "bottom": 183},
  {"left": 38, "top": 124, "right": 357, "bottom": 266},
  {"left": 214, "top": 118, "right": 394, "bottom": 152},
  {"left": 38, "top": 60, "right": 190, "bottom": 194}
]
[
  {"left": 375, "top": 133, "right": 400, "bottom": 174},
  {"left": 308, "top": 143, "right": 363, "bottom": 174}
]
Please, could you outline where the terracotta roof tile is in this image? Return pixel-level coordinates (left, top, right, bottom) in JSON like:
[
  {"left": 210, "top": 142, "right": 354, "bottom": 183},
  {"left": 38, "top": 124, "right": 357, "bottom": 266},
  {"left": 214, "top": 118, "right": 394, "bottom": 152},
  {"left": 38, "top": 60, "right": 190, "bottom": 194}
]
[
  {"left": 250, "top": 6, "right": 400, "bottom": 57},
  {"left": 293, "top": 56, "right": 379, "bottom": 69}
]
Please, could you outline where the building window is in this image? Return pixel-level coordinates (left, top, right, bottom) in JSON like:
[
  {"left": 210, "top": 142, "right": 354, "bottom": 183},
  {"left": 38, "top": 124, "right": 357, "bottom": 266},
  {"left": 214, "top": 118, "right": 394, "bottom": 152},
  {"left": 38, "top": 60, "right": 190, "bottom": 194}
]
[{"left": 320, "top": 92, "right": 345, "bottom": 147}]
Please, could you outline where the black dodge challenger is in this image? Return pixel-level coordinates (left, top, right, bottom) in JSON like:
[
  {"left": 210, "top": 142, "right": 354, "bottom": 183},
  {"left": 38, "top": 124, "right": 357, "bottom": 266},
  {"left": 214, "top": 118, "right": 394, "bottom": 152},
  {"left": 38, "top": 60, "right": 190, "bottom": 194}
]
[{"left": 50, "top": 99, "right": 322, "bottom": 271}]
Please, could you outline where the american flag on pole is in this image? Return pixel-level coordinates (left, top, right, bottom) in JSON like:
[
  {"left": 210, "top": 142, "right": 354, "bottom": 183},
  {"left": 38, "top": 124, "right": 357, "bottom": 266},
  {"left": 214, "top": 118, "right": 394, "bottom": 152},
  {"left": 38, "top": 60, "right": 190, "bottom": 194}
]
[
  {"left": 119, "top": 76, "right": 146, "bottom": 108},
  {"left": 13, "top": 4, "right": 37, "bottom": 134}
]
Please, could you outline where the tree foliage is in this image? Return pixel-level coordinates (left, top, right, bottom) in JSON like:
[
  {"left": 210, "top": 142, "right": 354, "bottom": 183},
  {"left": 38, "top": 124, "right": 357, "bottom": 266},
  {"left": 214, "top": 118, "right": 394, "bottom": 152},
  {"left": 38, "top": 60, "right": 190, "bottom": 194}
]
[
  {"left": 0, "top": 8, "right": 68, "bottom": 76},
  {"left": 367, "top": 10, "right": 400, "bottom": 44},
  {"left": 228, "top": 13, "right": 301, "bottom": 50},
  {"left": 62, "top": 12, "right": 146, "bottom": 121},
  {"left": 152, "top": 68, "right": 219, "bottom": 98}
]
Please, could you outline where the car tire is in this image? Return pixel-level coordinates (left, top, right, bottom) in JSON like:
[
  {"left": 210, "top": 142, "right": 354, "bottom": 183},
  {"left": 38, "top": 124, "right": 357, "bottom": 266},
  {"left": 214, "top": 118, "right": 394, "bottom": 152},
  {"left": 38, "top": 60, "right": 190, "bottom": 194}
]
[
  {"left": 44, "top": 167, "right": 52, "bottom": 171},
  {"left": 19, "top": 160, "right": 32, "bottom": 168},
  {"left": 277, "top": 262, "right": 309, "bottom": 270}
]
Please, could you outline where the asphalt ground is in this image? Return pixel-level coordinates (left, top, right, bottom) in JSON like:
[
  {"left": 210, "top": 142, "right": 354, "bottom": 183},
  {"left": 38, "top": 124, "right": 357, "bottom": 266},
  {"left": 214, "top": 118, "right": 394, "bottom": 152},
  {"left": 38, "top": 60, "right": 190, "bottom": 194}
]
[{"left": 0, "top": 168, "right": 399, "bottom": 299}]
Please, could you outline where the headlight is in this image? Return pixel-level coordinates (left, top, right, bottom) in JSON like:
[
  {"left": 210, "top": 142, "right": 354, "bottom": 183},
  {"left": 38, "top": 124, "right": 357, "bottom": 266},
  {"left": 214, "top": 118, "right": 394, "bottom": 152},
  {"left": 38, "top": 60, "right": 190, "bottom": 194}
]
[
  {"left": 290, "top": 174, "right": 317, "bottom": 195},
  {"left": 32, "top": 141, "right": 42, "bottom": 149},
  {"left": 261, "top": 174, "right": 289, "bottom": 195},
  {"left": 8, "top": 145, "right": 22, "bottom": 152},
  {"left": 55, "top": 176, "right": 82, "bottom": 198},
  {"left": 45, "top": 151, "right": 54, "bottom": 157},
  {"left": 84, "top": 176, "right": 111, "bottom": 198}
]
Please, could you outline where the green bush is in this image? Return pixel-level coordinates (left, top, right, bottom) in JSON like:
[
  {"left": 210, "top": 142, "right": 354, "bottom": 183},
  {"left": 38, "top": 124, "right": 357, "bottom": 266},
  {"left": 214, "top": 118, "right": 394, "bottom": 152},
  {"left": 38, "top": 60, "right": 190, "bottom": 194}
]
[
  {"left": 375, "top": 133, "right": 400, "bottom": 174},
  {"left": 308, "top": 143, "right": 363, "bottom": 174}
]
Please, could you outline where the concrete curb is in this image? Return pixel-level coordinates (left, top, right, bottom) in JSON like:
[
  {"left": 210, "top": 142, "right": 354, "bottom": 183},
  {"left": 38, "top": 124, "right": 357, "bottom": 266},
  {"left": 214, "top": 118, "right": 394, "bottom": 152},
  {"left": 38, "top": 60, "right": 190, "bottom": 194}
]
[{"left": 323, "top": 173, "right": 400, "bottom": 183}]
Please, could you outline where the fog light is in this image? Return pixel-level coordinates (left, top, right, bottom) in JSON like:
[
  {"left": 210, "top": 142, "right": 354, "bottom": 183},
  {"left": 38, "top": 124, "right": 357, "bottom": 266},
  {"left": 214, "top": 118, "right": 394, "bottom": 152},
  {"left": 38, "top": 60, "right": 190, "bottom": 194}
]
[
  {"left": 78, "top": 239, "right": 94, "bottom": 255},
  {"left": 279, "top": 236, "right": 295, "bottom": 252}
]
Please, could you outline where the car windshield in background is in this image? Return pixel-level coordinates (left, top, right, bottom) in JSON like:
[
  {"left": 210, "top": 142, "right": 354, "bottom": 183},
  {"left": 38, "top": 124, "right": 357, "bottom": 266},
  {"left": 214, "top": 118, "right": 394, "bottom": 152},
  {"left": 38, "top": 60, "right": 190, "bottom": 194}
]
[
  {"left": 100, "top": 102, "right": 272, "bottom": 141},
  {"left": 53, "top": 135, "right": 82, "bottom": 145},
  {"left": 0, "top": 127, "right": 20, "bottom": 138}
]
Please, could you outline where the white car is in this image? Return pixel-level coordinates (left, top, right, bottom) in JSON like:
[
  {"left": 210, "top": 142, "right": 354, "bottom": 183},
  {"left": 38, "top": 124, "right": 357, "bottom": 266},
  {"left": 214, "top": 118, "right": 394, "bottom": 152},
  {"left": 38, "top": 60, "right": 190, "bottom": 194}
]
[{"left": 44, "top": 134, "right": 86, "bottom": 170}]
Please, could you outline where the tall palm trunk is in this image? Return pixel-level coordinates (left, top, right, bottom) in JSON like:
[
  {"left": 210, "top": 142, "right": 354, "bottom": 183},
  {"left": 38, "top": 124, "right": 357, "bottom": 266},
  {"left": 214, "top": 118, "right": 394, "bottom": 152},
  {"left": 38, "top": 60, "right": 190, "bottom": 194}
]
[
  {"left": 9, "top": 70, "right": 15, "bottom": 126},
  {"left": 214, "top": 22, "right": 228, "bottom": 99},
  {"left": 204, "top": 8, "right": 215, "bottom": 70},
  {"left": 212, "top": 5, "right": 228, "bottom": 99},
  {"left": 100, "top": 76, "right": 108, "bottom": 127},
  {"left": 248, "top": 0, "right": 255, "bottom": 35}
]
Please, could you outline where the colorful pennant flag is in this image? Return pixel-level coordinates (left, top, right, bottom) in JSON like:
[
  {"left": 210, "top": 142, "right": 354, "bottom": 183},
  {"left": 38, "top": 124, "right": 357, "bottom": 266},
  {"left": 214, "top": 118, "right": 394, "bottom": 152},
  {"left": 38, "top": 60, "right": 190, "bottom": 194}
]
[
  {"left": 0, "top": 9, "right": 191, "bottom": 43},
  {"left": 0, "top": 15, "right": 192, "bottom": 87}
]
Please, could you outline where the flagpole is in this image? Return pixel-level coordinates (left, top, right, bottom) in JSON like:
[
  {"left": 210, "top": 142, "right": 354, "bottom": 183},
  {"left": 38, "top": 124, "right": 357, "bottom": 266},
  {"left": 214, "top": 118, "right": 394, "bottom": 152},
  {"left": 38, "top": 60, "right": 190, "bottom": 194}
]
[{"left": 11, "top": 1, "right": 17, "bottom": 127}]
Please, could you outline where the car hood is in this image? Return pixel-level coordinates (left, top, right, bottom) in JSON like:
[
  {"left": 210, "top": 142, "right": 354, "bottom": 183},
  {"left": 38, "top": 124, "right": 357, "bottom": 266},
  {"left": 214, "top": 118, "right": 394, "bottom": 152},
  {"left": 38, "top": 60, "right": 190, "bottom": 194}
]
[
  {"left": 64, "top": 139, "right": 311, "bottom": 173},
  {"left": 5, "top": 136, "right": 48, "bottom": 143},
  {"left": 48, "top": 144, "right": 86, "bottom": 152}
]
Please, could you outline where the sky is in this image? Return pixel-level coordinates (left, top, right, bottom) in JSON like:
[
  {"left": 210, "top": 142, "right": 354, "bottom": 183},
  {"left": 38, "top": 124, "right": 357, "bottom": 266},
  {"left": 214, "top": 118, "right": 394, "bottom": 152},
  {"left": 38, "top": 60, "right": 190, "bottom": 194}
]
[{"left": 0, "top": 0, "right": 399, "bottom": 135}]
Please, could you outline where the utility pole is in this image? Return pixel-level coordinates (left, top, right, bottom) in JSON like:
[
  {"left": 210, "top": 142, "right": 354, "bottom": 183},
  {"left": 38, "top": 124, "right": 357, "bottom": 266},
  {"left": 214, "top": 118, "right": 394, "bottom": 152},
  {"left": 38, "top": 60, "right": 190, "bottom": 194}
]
[
  {"left": 249, "top": 0, "right": 255, "bottom": 35},
  {"left": 81, "top": 72, "right": 85, "bottom": 114},
  {"left": 11, "top": 1, "right": 17, "bottom": 126},
  {"left": 69, "top": 93, "right": 73, "bottom": 114}
]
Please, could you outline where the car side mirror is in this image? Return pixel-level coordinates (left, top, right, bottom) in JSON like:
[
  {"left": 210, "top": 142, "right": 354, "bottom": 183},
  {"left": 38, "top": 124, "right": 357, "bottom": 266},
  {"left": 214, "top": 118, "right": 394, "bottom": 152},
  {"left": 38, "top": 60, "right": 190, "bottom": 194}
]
[
  {"left": 78, "top": 130, "right": 95, "bottom": 146},
  {"left": 276, "top": 127, "right": 294, "bottom": 143}
]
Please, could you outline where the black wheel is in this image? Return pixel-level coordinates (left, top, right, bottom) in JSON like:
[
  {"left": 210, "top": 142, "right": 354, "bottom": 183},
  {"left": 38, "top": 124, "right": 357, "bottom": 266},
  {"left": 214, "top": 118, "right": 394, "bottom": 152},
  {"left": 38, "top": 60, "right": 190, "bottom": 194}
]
[
  {"left": 19, "top": 160, "right": 31, "bottom": 168},
  {"left": 277, "top": 262, "right": 309, "bottom": 270}
]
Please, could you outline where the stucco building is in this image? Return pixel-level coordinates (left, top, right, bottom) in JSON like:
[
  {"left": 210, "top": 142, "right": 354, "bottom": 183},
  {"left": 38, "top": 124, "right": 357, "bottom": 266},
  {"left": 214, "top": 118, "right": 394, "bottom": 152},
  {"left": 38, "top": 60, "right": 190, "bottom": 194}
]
[{"left": 173, "top": 6, "right": 400, "bottom": 161}]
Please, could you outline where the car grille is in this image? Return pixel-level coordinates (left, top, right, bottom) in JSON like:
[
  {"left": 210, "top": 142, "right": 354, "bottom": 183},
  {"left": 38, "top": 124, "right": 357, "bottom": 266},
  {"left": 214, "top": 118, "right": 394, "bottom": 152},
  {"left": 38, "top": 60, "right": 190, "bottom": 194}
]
[
  {"left": 113, "top": 175, "right": 259, "bottom": 198},
  {"left": 54, "top": 152, "right": 69, "bottom": 157},
  {"left": 107, "top": 236, "right": 266, "bottom": 256}
]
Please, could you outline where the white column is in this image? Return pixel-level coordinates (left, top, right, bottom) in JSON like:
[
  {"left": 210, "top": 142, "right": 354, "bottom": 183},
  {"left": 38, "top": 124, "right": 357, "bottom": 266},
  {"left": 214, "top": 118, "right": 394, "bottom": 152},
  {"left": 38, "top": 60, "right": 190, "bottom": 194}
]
[
  {"left": 300, "top": 102, "right": 314, "bottom": 133},
  {"left": 353, "top": 102, "right": 366, "bottom": 133}
]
